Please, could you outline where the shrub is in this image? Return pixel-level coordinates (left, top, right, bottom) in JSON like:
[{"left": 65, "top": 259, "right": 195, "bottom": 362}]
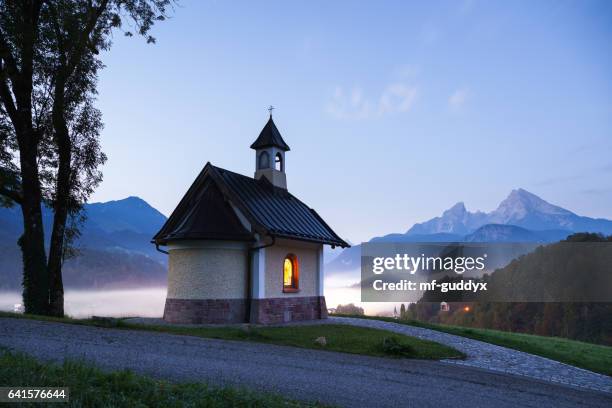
[{"left": 381, "top": 337, "right": 414, "bottom": 357}]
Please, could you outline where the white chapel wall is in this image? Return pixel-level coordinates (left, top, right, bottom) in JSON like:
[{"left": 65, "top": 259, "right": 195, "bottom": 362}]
[
  {"left": 264, "top": 239, "right": 322, "bottom": 298},
  {"left": 166, "top": 240, "right": 248, "bottom": 299}
]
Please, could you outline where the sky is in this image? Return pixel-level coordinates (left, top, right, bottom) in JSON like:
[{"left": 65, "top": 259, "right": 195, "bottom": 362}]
[{"left": 92, "top": 0, "right": 612, "bottom": 243}]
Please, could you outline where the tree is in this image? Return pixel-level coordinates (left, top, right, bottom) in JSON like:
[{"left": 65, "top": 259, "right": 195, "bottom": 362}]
[
  {"left": 0, "top": 0, "right": 170, "bottom": 316},
  {"left": 335, "top": 303, "right": 364, "bottom": 316}
]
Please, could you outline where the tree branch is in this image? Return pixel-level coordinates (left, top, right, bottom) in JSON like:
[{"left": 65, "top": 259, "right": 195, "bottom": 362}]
[
  {"left": 0, "top": 74, "right": 18, "bottom": 125},
  {"left": 0, "top": 30, "right": 20, "bottom": 84},
  {"left": 66, "top": 0, "right": 110, "bottom": 76}
]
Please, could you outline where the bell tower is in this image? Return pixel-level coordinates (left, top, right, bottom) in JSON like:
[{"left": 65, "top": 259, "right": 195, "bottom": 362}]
[{"left": 251, "top": 108, "right": 290, "bottom": 189}]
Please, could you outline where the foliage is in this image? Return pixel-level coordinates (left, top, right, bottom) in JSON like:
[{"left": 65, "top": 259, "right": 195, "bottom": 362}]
[
  {"left": 428, "top": 302, "right": 612, "bottom": 346},
  {"left": 0, "top": 0, "right": 172, "bottom": 315},
  {"left": 381, "top": 336, "right": 415, "bottom": 357},
  {"left": 406, "top": 233, "right": 612, "bottom": 345},
  {"left": 335, "top": 303, "right": 364, "bottom": 316},
  {"left": 0, "top": 351, "right": 321, "bottom": 407},
  {"left": 563, "top": 232, "right": 612, "bottom": 242}
]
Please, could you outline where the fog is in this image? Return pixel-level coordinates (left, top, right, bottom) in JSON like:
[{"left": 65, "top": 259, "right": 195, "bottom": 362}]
[
  {"left": 0, "top": 288, "right": 167, "bottom": 318},
  {"left": 0, "top": 286, "right": 394, "bottom": 319}
]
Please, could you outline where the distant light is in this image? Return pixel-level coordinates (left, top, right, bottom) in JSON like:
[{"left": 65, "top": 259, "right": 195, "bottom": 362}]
[{"left": 463, "top": 306, "right": 470, "bottom": 312}]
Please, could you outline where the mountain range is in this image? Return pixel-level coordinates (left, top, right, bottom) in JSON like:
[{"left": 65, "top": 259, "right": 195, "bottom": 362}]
[
  {"left": 2, "top": 188, "right": 611, "bottom": 290},
  {"left": 328, "top": 189, "right": 612, "bottom": 272},
  {"left": 0, "top": 197, "right": 168, "bottom": 290},
  {"left": 407, "top": 189, "right": 612, "bottom": 235}
]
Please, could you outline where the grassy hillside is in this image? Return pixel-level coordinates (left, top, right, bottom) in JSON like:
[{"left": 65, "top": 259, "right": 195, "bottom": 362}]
[
  {"left": 409, "top": 233, "right": 612, "bottom": 345},
  {"left": 0, "top": 312, "right": 463, "bottom": 360},
  {"left": 337, "top": 315, "right": 612, "bottom": 376}
]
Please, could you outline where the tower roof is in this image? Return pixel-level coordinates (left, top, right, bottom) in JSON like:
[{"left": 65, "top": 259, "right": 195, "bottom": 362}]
[{"left": 250, "top": 117, "right": 290, "bottom": 151}]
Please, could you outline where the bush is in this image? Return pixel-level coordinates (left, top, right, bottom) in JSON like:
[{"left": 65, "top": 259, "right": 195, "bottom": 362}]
[
  {"left": 335, "top": 303, "right": 364, "bottom": 316},
  {"left": 381, "top": 337, "right": 415, "bottom": 357}
]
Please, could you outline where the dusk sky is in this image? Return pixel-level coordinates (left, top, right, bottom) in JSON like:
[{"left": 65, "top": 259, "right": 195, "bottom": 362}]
[{"left": 92, "top": 0, "right": 612, "bottom": 243}]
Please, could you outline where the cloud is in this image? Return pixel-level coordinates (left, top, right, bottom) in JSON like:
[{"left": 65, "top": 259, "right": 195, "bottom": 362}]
[
  {"left": 448, "top": 88, "right": 469, "bottom": 110},
  {"left": 326, "top": 83, "right": 418, "bottom": 120},
  {"left": 379, "top": 84, "right": 418, "bottom": 115},
  {"left": 325, "top": 87, "right": 373, "bottom": 120}
]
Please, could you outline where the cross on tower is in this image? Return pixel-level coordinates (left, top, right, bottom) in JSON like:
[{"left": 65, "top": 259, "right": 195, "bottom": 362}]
[{"left": 268, "top": 105, "right": 274, "bottom": 118}]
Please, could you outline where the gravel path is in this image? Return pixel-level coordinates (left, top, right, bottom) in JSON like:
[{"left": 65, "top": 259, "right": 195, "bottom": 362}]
[
  {"left": 327, "top": 317, "right": 612, "bottom": 394},
  {"left": 1, "top": 318, "right": 611, "bottom": 408}
]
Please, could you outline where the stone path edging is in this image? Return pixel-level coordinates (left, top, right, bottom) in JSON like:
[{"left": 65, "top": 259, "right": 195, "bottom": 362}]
[{"left": 327, "top": 316, "right": 612, "bottom": 394}]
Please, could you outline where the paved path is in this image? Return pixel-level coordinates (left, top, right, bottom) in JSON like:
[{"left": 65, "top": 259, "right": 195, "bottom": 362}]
[
  {"left": 327, "top": 317, "right": 612, "bottom": 394},
  {"left": 0, "top": 318, "right": 611, "bottom": 408}
]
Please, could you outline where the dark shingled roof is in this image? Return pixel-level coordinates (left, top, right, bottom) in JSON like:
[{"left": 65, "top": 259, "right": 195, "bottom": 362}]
[
  {"left": 153, "top": 178, "right": 253, "bottom": 245},
  {"left": 153, "top": 163, "right": 349, "bottom": 248},
  {"left": 249, "top": 117, "right": 290, "bottom": 151}
]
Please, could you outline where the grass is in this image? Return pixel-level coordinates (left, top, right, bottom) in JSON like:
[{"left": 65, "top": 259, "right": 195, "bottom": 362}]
[
  {"left": 0, "top": 311, "right": 463, "bottom": 360},
  {"left": 333, "top": 314, "right": 612, "bottom": 376},
  {"left": 0, "top": 351, "right": 323, "bottom": 407},
  {"left": 121, "top": 323, "right": 463, "bottom": 359}
]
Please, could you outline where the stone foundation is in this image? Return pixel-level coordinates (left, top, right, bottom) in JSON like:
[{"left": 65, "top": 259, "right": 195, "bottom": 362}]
[
  {"left": 163, "top": 298, "right": 247, "bottom": 324},
  {"left": 249, "top": 296, "right": 327, "bottom": 324},
  {"left": 163, "top": 296, "right": 327, "bottom": 324}
]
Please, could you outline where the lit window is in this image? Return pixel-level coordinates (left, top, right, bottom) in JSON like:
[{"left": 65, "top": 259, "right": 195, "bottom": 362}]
[{"left": 283, "top": 254, "right": 299, "bottom": 292}]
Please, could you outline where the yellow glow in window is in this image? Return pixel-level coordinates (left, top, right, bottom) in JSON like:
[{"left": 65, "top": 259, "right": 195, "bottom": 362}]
[{"left": 283, "top": 258, "right": 293, "bottom": 287}]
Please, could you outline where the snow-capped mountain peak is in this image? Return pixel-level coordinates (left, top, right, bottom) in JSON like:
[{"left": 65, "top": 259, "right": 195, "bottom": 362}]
[
  {"left": 492, "top": 188, "right": 572, "bottom": 220},
  {"left": 407, "top": 189, "right": 611, "bottom": 235}
]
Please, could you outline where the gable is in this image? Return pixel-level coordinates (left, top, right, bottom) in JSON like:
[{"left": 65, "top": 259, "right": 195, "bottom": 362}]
[{"left": 153, "top": 177, "right": 253, "bottom": 245}]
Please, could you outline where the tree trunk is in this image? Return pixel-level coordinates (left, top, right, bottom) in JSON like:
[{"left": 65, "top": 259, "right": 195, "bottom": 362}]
[
  {"left": 47, "top": 73, "right": 70, "bottom": 317},
  {"left": 47, "top": 148, "right": 70, "bottom": 317},
  {"left": 8, "top": 0, "right": 49, "bottom": 315},
  {"left": 48, "top": 202, "right": 67, "bottom": 316},
  {"left": 18, "top": 144, "right": 49, "bottom": 315}
]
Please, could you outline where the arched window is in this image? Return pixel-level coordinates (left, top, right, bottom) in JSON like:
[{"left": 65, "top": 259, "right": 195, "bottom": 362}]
[
  {"left": 283, "top": 254, "right": 299, "bottom": 292},
  {"left": 258, "top": 151, "right": 270, "bottom": 169},
  {"left": 275, "top": 152, "right": 283, "bottom": 171}
]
